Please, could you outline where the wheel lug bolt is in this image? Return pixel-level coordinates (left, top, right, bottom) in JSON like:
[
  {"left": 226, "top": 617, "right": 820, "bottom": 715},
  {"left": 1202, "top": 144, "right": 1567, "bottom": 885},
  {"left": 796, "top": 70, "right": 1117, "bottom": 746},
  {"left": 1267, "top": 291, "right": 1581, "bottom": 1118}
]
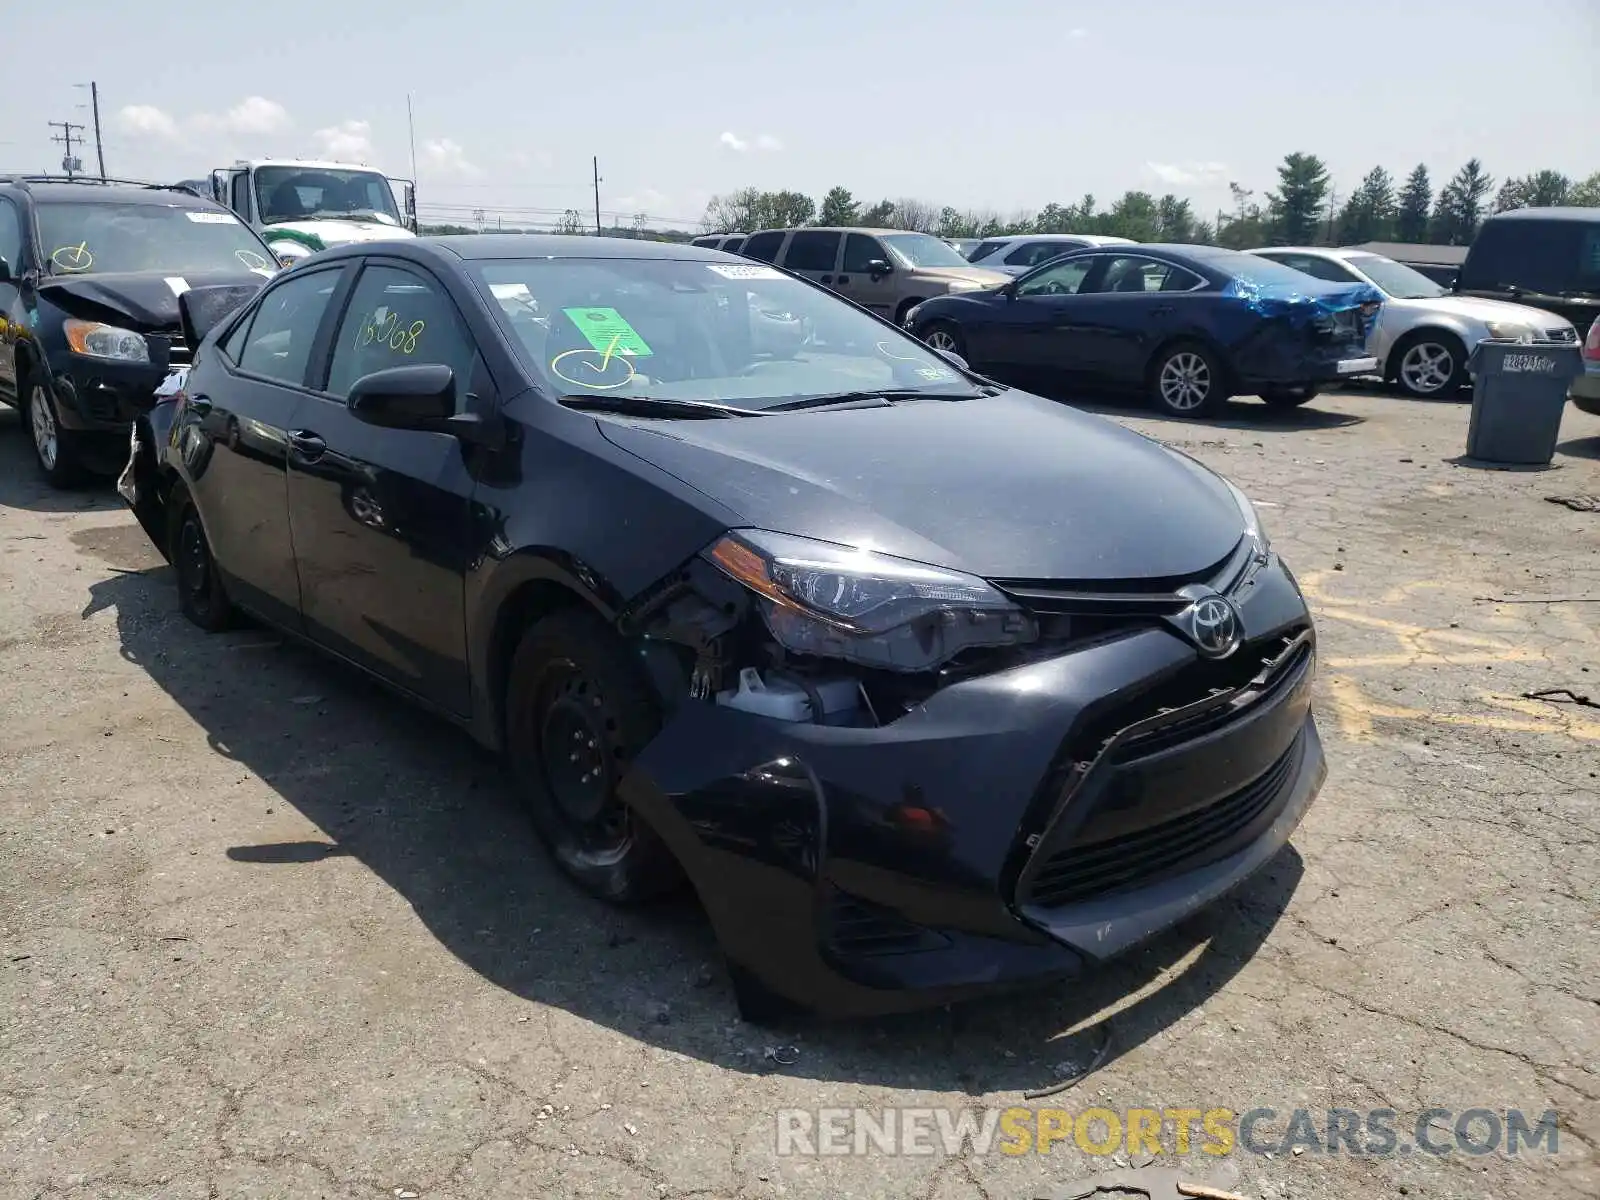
[
  {"left": 587, "top": 738, "right": 596, "bottom": 748},
  {"left": 570, "top": 753, "right": 578, "bottom": 762}
]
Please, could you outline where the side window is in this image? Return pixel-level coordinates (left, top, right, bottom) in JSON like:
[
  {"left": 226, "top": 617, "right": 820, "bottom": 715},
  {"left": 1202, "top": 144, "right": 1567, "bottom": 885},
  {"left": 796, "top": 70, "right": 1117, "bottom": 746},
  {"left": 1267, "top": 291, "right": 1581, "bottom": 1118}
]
[
  {"left": 1160, "top": 265, "right": 1207, "bottom": 291},
  {"left": 1006, "top": 241, "right": 1076, "bottom": 267},
  {"left": 784, "top": 231, "right": 841, "bottom": 272},
  {"left": 1276, "top": 254, "right": 1358, "bottom": 283},
  {"left": 742, "top": 231, "right": 784, "bottom": 262},
  {"left": 1093, "top": 256, "right": 1182, "bottom": 294},
  {"left": 842, "top": 233, "right": 885, "bottom": 273},
  {"left": 0, "top": 198, "right": 21, "bottom": 270},
  {"left": 1017, "top": 257, "right": 1094, "bottom": 297},
  {"left": 722, "top": 236, "right": 745, "bottom": 255},
  {"left": 236, "top": 267, "right": 341, "bottom": 385},
  {"left": 691, "top": 236, "right": 720, "bottom": 248},
  {"left": 969, "top": 240, "right": 1009, "bottom": 263},
  {"left": 325, "top": 263, "right": 477, "bottom": 408},
  {"left": 219, "top": 310, "right": 254, "bottom": 363}
]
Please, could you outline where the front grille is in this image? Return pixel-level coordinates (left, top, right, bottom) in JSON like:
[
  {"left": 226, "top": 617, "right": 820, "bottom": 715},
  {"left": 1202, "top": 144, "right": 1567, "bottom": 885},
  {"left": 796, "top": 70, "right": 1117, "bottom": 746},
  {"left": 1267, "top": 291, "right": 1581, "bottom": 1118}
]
[
  {"left": 822, "top": 892, "right": 950, "bottom": 958},
  {"left": 1023, "top": 743, "right": 1296, "bottom": 908},
  {"left": 1544, "top": 327, "right": 1578, "bottom": 344}
]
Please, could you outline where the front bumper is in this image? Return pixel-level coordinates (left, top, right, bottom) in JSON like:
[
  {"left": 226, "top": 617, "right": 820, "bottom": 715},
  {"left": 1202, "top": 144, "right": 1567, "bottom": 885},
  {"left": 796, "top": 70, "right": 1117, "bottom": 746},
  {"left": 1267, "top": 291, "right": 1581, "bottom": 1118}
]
[
  {"left": 48, "top": 353, "right": 186, "bottom": 433},
  {"left": 620, "top": 555, "right": 1325, "bottom": 1018}
]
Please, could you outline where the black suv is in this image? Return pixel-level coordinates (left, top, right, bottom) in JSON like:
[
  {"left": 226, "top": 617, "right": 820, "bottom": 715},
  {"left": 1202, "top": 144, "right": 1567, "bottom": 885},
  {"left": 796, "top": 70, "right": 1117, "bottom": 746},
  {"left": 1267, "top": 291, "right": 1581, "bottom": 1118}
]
[
  {"left": 0, "top": 176, "right": 279, "bottom": 485},
  {"left": 1456, "top": 206, "right": 1600, "bottom": 334}
]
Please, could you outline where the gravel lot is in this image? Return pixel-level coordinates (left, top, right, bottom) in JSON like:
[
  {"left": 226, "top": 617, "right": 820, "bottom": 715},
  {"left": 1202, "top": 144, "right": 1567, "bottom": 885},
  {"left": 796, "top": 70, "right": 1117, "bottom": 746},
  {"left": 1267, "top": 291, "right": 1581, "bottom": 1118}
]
[{"left": 2, "top": 389, "right": 1597, "bottom": 1200}]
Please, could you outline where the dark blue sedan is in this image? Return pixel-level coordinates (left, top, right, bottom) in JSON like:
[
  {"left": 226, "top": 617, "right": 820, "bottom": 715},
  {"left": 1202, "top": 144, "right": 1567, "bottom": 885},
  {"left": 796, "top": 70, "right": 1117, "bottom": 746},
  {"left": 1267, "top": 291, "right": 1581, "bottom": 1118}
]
[{"left": 904, "top": 244, "right": 1382, "bottom": 417}]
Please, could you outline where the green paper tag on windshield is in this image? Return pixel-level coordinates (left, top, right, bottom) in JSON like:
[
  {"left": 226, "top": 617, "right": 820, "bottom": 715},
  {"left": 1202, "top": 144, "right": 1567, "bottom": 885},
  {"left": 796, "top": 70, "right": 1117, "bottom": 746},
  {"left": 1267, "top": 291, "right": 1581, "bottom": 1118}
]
[{"left": 563, "top": 307, "right": 653, "bottom": 357}]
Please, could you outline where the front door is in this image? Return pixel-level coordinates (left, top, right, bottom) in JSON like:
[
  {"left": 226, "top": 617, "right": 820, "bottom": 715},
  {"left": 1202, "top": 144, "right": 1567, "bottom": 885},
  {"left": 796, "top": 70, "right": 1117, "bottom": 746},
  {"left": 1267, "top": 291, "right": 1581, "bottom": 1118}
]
[
  {"left": 187, "top": 262, "right": 349, "bottom": 629},
  {"left": 836, "top": 233, "right": 899, "bottom": 317},
  {"left": 1068, "top": 254, "right": 1207, "bottom": 381},
  {"left": 992, "top": 255, "right": 1101, "bottom": 373},
  {"left": 284, "top": 258, "right": 481, "bottom": 716}
]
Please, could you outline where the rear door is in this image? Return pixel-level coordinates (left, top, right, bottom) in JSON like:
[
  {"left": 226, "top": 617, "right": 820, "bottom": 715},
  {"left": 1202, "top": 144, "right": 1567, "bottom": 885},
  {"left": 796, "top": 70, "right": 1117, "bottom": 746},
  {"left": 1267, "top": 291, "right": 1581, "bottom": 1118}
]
[
  {"left": 284, "top": 257, "right": 484, "bottom": 715},
  {"left": 185, "top": 262, "right": 350, "bottom": 629},
  {"left": 779, "top": 230, "right": 843, "bottom": 291},
  {"left": 0, "top": 197, "right": 22, "bottom": 403}
]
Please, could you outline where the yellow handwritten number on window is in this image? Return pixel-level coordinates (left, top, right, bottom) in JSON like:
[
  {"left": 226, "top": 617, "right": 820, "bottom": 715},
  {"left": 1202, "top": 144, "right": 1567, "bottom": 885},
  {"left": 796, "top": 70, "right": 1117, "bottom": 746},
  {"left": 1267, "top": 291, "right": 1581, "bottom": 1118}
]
[{"left": 356, "top": 313, "right": 425, "bottom": 355}]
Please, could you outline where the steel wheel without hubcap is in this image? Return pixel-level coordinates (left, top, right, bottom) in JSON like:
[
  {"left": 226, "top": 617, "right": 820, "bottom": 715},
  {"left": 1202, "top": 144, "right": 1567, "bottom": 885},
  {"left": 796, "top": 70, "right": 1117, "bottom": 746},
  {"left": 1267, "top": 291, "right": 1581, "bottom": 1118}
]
[
  {"left": 29, "top": 385, "right": 58, "bottom": 470},
  {"left": 536, "top": 665, "right": 631, "bottom": 859},
  {"left": 172, "top": 503, "right": 233, "bottom": 631},
  {"left": 1398, "top": 340, "right": 1456, "bottom": 397},
  {"left": 1158, "top": 351, "right": 1213, "bottom": 412}
]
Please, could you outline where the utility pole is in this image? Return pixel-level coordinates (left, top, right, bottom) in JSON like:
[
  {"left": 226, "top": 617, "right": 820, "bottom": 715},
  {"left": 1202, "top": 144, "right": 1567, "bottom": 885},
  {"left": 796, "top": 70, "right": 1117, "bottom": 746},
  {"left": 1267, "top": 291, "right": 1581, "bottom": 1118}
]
[
  {"left": 593, "top": 156, "right": 602, "bottom": 235},
  {"left": 49, "top": 120, "right": 85, "bottom": 178},
  {"left": 90, "top": 83, "right": 106, "bottom": 178}
]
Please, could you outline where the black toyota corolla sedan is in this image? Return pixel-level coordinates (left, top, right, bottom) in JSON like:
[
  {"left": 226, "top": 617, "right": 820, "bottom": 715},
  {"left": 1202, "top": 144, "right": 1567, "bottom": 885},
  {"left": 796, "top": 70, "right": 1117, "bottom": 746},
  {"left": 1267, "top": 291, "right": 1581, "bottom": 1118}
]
[{"left": 120, "top": 236, "right": 1325, "bottom": 1020}]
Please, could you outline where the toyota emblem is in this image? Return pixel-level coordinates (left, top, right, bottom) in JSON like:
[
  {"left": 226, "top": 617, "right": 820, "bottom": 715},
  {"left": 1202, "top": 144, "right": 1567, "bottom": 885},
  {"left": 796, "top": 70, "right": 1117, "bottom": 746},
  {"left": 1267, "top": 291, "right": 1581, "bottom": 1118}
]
[{"left": 1174, "top": 588, "right": 1243, "bottom": 659}]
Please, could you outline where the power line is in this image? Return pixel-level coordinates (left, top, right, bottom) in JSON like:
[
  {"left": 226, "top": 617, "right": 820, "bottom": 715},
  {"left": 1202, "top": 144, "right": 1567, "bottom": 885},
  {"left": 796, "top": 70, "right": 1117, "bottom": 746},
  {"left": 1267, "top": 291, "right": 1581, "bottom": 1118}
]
[{"left": 48, "top": 119, "right": 86, "bottom": 178}]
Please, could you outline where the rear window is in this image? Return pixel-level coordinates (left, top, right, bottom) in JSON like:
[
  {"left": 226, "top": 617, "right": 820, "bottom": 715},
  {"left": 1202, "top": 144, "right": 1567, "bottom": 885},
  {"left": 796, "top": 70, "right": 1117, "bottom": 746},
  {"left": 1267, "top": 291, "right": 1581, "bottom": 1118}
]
[
  {"left": 783, "top": 230, "right": 841, "bottom": 272},
  {"left": 743, "top": 231, "right": 784, "bottom": 262},
  {"left": 691, "top": 236, "right": 722, "bottom": 248},
  {"left": 1459, "top": 219, "right": 1600, "bottom": 297},
  {"left": 722, "top": 236, "right": 745, "bottom": 254}
]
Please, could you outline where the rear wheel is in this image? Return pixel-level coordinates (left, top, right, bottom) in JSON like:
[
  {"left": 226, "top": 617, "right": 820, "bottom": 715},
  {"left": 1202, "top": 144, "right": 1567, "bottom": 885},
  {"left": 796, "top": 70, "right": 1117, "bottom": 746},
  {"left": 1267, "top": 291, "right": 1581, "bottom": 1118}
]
[
  {"left": 24, "top": 377, "right": 87, "bottom": 488},
  {"left": 1391, "top": 331, "right": 1467, "bottom": 398},
  {"left": 504, "top": 609, "right": 681, "bottom": 903},
  {"left": 1260, "top": 384, "right": 1319, "bottom": 408},
  {"left": 1150, "top": 341, "right": 1227, "bottom": 417}
]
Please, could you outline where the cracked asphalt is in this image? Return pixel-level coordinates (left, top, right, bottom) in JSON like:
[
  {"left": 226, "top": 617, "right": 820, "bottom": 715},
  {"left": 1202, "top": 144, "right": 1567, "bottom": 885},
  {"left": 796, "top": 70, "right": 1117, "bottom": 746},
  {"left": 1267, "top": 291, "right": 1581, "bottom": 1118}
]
[{"left": 2, "top": 388, "right": 1598, "bottom": 1200}]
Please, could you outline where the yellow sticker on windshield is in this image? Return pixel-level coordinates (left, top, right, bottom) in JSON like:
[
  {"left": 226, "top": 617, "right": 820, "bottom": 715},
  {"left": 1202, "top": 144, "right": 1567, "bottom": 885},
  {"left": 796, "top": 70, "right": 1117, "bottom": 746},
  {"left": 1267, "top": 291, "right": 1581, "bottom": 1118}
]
[
  {"left": 51, "top": 243, "right": 93, "bottom": 272},
  {"left": 563, "top": 307, "right": 653, "bottom": 357}
]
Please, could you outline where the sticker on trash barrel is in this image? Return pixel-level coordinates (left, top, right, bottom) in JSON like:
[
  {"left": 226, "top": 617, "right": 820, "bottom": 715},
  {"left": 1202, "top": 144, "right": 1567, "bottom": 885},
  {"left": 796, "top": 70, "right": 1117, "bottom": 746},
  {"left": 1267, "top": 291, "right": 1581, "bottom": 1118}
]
[
  {"left": 1503, "top": 353, "right": 1556, "bottom": 373},
  {"left": 562, "top": 307, "right": 653, "bottom": 356}
]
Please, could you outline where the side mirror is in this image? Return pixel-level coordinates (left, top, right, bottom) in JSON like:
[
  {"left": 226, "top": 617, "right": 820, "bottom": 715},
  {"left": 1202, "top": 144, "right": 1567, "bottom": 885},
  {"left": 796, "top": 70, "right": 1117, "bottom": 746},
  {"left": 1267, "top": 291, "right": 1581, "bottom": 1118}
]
[
  {"left": 866, "top": 258, "right": 891, "bottom": 279},
  {"left": 999, "top": 279, "right": 1018, "bottom": 299},
  {"left": 349, "top": 364, "right": 457, "bottom": 430},
  {"left": 179, "top": 283, "right": 265, "bottom": 348}
]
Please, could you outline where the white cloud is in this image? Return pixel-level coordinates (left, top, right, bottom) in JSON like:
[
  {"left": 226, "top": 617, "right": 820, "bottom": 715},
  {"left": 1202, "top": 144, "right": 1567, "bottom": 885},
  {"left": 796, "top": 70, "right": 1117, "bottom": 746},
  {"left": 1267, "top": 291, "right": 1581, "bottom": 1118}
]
[
  {"left": 116, "top": 105, "right": 180, "bottom": 139},
  {"left": 720, "top": 131, "right": 780, "bottom": 153},
  {"left": 1069, "top": 27, "right": 1089, "bottom": 37},
  {"left": 191, "top": 96, "right": 291, "bottom": 135},
  {"left": 421, "top": 137, "right": 482, "bottom": 179},
  {"left": 1145, "top": 160, "right": 1229, "bottom": 186},
  {"left": 312, "top": 119, "right": 375, "bottom": 161}
]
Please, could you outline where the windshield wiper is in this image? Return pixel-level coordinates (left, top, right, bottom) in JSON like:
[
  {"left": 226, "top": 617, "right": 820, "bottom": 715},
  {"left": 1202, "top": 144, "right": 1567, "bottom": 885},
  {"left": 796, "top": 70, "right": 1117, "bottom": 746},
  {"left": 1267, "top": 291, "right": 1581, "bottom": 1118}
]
[
  {"left": 558, "top": 393, "right": 752, "bottom": 419},
  {"left": 763, "top": 388, "right": 993, "bottom": 413}
]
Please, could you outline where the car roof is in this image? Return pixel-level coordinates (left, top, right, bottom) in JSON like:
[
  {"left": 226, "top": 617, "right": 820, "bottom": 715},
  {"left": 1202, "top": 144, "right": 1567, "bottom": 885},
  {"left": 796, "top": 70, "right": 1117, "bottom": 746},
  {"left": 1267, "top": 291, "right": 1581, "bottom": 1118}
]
[
  {"left": 3, "top": 179, "right": 217, "bottom": 207},
  {"left": 1247, "top": 245, "right": 1365, "bottom": 260},
  {"left": 1484, "top": 206, "right": 1600, "bottom": 223},
  {"left": 745, "top": 227, "right": 922, "bottom": 237}
]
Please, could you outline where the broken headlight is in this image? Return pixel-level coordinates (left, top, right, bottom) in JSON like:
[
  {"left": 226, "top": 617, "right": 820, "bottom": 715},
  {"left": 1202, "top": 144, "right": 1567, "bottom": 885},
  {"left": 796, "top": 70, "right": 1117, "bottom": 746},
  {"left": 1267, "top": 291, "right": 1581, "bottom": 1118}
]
[
  {"left": 704, "top": 529, "right": 1037, "bottom": 673},
  {"left": 63, "top": 319, "right": 150, "bottom": 363}
]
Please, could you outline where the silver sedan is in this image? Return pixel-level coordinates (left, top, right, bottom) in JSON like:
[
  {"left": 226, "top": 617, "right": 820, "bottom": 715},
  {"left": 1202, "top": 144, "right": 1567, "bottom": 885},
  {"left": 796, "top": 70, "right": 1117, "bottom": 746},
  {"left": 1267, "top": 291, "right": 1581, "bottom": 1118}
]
[{"left": 1246, "top": 246, "right": 1578, "bottom": 398}]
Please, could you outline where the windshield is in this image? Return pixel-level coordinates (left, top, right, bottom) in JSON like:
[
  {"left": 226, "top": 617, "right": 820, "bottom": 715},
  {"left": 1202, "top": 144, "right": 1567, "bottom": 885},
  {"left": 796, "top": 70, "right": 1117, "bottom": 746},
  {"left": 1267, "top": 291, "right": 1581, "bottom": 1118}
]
[
  {"left": 476, "top": 257, "right": 981, "bottom": 412},
  {"left": 35, "top": 202, "right": 276, "bottom": 276},
  {"left": 1346, "top": 254, "right": 1446, "bottom": 299},
  {"left": 881, "top": 233, "right": 972, "bottom": 269},
  {"left": 1211, "top": 251, "right": 1348, "bottom": 290},
  {"left": 254, "top": 166, "right": 402, "bottom": 226}
]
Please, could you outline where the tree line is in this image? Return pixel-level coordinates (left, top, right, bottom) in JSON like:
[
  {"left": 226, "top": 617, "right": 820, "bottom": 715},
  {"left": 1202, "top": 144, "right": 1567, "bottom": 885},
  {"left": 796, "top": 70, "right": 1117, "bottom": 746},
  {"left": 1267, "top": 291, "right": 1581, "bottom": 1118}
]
[{"left": 702, "top": 154, "right": 1600, "bottom": 249}]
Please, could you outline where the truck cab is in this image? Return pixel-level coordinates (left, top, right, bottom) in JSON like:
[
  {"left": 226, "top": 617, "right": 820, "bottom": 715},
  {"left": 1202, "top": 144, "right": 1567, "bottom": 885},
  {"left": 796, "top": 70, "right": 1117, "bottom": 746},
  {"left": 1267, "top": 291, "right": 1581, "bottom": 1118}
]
[{"left": 200, "top": 159, "right": 418, "bottom": 267}]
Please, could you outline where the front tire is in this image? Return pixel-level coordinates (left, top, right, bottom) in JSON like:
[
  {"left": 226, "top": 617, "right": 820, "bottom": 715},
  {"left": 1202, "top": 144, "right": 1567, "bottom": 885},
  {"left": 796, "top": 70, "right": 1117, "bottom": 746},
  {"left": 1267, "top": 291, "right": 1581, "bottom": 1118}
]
[
  {"left": 504, "top": 609, "right": 681, "bottom": 903},
  {"left": 922, "top": 320, "right": 966, "bottom": 359},
  {"left": 170, "top": 498, "right": 234, "bottom": 632},
  {"left": 1150, "top": 341, "right": 1227, "bottom": 417},
  {"left": 1390, "top": 331, "right": 1467, "bottom": 399},
  {"left": 24, "top": 378, "right": 86, "bottom": 488}
]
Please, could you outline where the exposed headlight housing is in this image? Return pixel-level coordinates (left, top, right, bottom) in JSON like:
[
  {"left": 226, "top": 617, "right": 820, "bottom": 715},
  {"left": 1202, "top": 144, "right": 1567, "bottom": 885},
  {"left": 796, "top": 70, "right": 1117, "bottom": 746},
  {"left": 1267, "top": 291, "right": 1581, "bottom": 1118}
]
[
  {"left": 1484, "top": 320, "right": 1536, "bottom": 343},
  {"left": 63, "top": 318, "right": 149, "bottom": 363},
  {"left": 704, "top": 529, "right": 1037, "bottom": 673}
]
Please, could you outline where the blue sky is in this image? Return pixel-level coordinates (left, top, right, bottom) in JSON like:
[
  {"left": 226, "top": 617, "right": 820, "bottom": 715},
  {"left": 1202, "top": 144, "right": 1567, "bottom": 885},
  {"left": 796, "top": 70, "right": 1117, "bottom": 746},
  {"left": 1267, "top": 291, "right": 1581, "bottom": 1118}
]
[{"left": 7, "top": 0, "right": 1597, "bottom": 230}]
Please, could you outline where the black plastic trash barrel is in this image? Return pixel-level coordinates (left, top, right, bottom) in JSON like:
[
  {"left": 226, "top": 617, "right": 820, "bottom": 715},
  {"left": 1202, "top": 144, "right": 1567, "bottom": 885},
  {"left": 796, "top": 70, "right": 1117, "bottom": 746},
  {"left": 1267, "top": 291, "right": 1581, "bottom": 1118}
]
[{"left": 1465, "top": 340, "right": 1585, "bottom": 465}]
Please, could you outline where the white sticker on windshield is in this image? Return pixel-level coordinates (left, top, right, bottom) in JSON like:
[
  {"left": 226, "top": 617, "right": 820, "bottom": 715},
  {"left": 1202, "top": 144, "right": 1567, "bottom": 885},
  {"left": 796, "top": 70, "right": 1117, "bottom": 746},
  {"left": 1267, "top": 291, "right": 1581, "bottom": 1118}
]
[
  {"left": 165, "top": 277, "right": 190, "bottom": 297},
  {"left": 185, "top": 210, "right": 238, "bottom": 224},
  {"left": 491, "top": 282, "right": 534, "bottom": 301},
  {"left": 707, "top": 263, "right": 783, "bottom": 280}
]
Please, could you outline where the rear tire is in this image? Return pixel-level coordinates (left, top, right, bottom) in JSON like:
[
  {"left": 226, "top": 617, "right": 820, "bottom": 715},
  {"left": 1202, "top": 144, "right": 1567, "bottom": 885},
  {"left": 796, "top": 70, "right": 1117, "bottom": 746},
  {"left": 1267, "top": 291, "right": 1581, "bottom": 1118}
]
[
  {"left": 170, "top": 496, "right": 235, "bottom": 632},
  {"left": 23, "top": 375, "right": 87, "bottom": 488},
  {"left": 1390, "top": 330, "right": 1467, "bottom": 399},
  {"left": 504, "top": 608, "right": 682, "bottom": 903},
  {"left": 1260, "top": 385, "right": 1319, "bottom": 408},
  {"left": 1149, "top": 341, "right": 1227, "bottom": 417}
]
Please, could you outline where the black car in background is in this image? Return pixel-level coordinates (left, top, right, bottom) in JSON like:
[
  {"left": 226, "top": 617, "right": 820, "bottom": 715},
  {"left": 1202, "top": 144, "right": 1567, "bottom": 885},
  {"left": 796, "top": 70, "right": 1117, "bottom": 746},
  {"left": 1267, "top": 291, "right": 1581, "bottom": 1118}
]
[
  {"left": 904, "top": 244, "right": 1383, "bottom": 418},
  {"left": 0, "top": 176, "right": 278, "bottom": 485},
  {"left": 1455, "top": 206, "right": 1600, "bottom": 334},
  {"left": 121, "top": 235, "right": 1325, "bottom": 1019}
]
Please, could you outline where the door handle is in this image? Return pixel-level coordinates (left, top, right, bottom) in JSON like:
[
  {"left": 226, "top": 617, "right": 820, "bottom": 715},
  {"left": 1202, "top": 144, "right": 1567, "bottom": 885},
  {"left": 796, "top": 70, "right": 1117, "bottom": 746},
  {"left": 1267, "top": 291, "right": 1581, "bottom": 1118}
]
[
  {"left": 819, "top": 274, "right": 834, "bottom": 285},
  {"left": 837, "top": 274, "right": 851, "bottom": 285},
  {"left": 287, "top": 429, "right": 326, "bottom": 460}
]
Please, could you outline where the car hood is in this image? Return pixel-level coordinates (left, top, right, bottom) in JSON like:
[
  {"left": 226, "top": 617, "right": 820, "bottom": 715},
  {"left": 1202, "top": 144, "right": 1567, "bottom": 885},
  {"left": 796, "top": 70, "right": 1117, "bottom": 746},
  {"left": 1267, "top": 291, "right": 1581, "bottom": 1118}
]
[
  {"left": 1394, "top": 293, "right": 1573, "bottom": 329},
  {"left": 912, "top": 265, "right": 1012, "bottom": 288},
  {"left": 37, "top": 268, "right": 274, "bottom": 331},
  {"left": 596, "top": 389, "right": 1245, "bottom": 581},
  {"left": 260, "top": 218, "right": 416, "bottom": 250}
]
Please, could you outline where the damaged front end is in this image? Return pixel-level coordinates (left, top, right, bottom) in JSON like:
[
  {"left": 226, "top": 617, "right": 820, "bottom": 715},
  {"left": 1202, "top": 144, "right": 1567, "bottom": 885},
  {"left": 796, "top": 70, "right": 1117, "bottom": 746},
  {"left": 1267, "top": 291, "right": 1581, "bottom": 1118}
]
[{"left": 613, "top": 525, "right": 1325, "bottom": 1020}]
